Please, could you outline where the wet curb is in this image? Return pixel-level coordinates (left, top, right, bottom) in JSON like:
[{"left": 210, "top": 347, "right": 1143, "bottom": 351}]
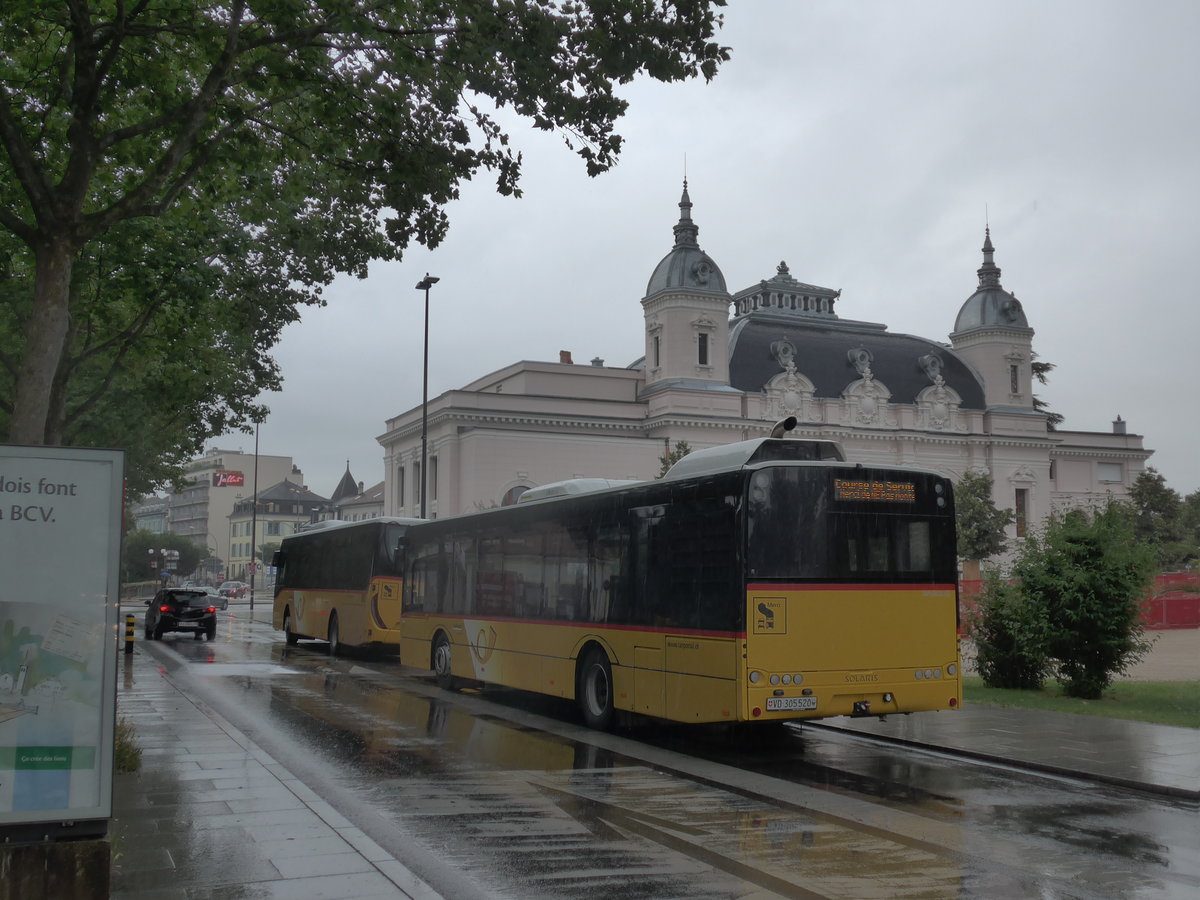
[{"left": 805, "top": 721, "right": 1200, "bottom": 803}]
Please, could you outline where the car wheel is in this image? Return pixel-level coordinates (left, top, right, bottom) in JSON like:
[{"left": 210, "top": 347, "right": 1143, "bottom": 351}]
[
  {"left": 432, "top": 632, "right": 456, "bottom": 691},
  {"left": 328, "top": 611, "right": 341, "bottom": 657},
  {"left": 578, "top": 647, "right": 615, "bottom": 730},
  {"left": 221, "top": 598, "right": 228, "bottom": 611},
  {"left": 153, "top": 624, "right": 164, "bottom": 641},
  {"left": 206, "top": 622, "right": 216, "bottom": 641},
  {"left": 193, "top": 630, "right": 202, "bottom": 640}
]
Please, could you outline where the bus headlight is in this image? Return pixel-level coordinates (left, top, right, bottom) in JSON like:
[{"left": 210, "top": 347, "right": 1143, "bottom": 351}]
[
  {"left": 749, "top": 671, "right": 761, "bottom": 684},
  {"left": 947, "top": 664, "right": 958, "bottom": 676},
  {"left": 769, "top": 674, "right": 780, "bottom": 686},
  {"left": 781, "top": 674, "right": 792, "bottom": 685}
]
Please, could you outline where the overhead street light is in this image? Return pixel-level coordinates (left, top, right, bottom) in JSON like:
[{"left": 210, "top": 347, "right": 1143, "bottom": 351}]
[{"left": 415, "top": 273, "right": 440, "bottom": 519}]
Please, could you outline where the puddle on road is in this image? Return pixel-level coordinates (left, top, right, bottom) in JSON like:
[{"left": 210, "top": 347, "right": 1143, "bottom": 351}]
[{"left": 192, "top": 663, "right": 296, "bottom": 677}]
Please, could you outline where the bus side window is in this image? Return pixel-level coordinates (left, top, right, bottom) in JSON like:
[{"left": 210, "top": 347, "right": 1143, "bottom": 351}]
[
  {"left": 590, "top": 522, "right": 626, "bottom": 624},
  {"left": 406, "top": 544, "right": 443, "bottom": 614}
]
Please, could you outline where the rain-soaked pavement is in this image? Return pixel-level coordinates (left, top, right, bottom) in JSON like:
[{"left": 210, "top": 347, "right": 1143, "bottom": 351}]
[{"left": 113, "top": 602, "right": 1200, "bottom": 899}]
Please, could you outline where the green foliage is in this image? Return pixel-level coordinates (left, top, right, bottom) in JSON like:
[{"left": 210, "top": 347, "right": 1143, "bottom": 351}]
[
  {"left": 1014, "top": 502, "right": 1154, "bottom": 699},
  {"left": 1128, "top": 467, "right": 1192, "bottom": 568},
  {"left": 122, "top": 529, "right": 203, "bottom": 582},
  {"left": 0, "top": 0, "right": 729, "bottom": 484},
  {"left": 657, "top": 440, "right": 693, "bottom": 478},
  {"left": 1030, "top": 353, "right": 1063, "bottom": 430},
  {"left": 954, "top": 470, "right": 1014, "bottom": 561},
  {"left": 114, "top": 717, "right": 142, "bottom": 774},
  {"left": 966, "top": 570, "right": 1048, "bottom": 690}
]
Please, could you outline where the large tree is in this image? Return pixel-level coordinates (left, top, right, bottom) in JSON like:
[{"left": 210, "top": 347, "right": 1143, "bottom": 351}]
[
  {"left": 0, "top": 1, "right": 728, "bottom": 483},
  {"left": 954, "top": 469, "right": 1014, "bottom": 577},
  {"left": 1128, "top": 466, "right": 1189, "bottom": 568}
]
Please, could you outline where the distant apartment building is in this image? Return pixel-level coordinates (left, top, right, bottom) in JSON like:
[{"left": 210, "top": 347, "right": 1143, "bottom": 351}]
[
  {"left": 165, "top": 447, "right": 304, "bottom": 576},
  {"left": 130, "top": 496, "right": 168, "bottom": 534},
  {"left": 226, "top": 479, "right": 331, "bottom": 581}
]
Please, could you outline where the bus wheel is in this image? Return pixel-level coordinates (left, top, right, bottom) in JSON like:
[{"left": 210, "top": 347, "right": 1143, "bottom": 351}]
[
  {"left": 432, "top": 633, "right": 456, "bottom": 691},
  {"left": 328, "top": 611, "right": 341, "bottom": 657},
  {"left": 282, "top": 608, "right": 299, "bottom": 645},
  {"left": 578, "top": 648, "right": 614, "bottom": 730}
]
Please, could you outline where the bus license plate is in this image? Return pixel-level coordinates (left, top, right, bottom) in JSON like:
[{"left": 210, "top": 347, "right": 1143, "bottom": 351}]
[{"left": 766, "top": 697, "right": 817, "bottom": 711}]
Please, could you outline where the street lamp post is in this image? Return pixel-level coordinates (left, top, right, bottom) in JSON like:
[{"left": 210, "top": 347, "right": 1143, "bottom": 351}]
[{"left": 415, "top": 273, "right": 440, "bottom": 519}]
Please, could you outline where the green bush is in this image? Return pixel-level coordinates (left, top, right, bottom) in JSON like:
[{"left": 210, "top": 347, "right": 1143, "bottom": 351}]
[
  {"left": 1014, "top": 502, "right": 1154, "bottom": 699},
  {"left": 967, "top": 570, "right": 1049, "bottom": 689}
]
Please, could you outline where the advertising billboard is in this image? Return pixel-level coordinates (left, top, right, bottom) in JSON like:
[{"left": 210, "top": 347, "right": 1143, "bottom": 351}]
[
  {"left": 212, "top": 470, "right": 245, "bottom": 487},
  {"left": 0, "top": 446, "right": 123, "bottom": 838}
]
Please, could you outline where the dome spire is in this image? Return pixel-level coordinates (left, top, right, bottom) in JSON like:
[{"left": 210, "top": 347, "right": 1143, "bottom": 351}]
[
  {"left": 672, "top": 178, "right": 700, "bottom": 249},
  {"left": 977, "top": 227, "right": 1002, "bottom": 289}
]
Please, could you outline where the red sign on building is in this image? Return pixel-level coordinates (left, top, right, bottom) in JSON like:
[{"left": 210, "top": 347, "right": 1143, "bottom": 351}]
[{"left": 212, "top": 470, "right": 245, "bottom": 487}]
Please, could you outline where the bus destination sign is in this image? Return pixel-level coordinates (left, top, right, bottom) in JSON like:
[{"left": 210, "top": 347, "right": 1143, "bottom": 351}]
[{"left": 834, "top": 478, "right": 916, "bottom": 503}]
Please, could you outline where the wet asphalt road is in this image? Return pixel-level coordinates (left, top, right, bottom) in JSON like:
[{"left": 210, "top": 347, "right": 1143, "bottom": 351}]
[{"left": 129, "top": 604, "right": 1199, "bottom": 900}]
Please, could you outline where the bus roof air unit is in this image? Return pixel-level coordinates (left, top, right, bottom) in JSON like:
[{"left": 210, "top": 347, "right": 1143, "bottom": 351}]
[{"left": 662, "top": 418, "right": 845, "bottom": 481}]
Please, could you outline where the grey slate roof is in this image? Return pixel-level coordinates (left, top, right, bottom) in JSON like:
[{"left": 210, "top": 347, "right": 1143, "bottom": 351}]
[{"left": 728, "top": 314, "right": 986, "bottom": 408}]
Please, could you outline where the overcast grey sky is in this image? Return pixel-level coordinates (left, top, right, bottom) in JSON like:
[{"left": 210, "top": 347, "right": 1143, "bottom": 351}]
[{"left": 221, "top": 0, "right": 1200, "bottom": 499}]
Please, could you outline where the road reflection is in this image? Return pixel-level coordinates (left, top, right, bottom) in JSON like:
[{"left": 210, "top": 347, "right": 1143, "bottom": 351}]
[{"left": 149, "top": 615, "right": 1193, "bottom": 900}]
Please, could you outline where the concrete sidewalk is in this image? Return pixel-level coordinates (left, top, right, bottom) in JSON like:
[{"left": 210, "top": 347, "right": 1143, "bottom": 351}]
[{"left": 110, "top": 646, "right": 436, "bottom": 899}]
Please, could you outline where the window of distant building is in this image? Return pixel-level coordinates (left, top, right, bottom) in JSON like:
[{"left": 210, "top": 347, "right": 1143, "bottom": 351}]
[
  {"left": 1097, "top": 462, "right": 1123, "bottom": 484},
  {"left": 698, "top": 333, "right": 709, "bottom": 366},
  {"left": 1015, "top": 488, "right": 1029, "bottom": 538},
  {"left": 397, "top": 466, "right": 405, "bottom": 509},
  {"left": 430, "top": 457, "right": 438, "bottom": 501}
]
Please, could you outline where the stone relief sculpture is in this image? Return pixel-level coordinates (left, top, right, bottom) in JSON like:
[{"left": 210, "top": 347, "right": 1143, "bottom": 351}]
[
  {"left": 770, "top": 339, "right": 797, "bottom": 369},
  {"left": 843, "top": 368, "right": 893, "bottom": 428},
  {"left": 847, "top": 346, "right": 874, "bottom": 376},
  {"left": 914, "top": 350, "right": 962, "bottom": 431},
  {"left": 764, "top": 362, "right": 818, "bottom": 422}
]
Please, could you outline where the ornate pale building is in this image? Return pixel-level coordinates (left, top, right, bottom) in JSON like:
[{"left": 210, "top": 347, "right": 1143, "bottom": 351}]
[{"left": 377, "top": 184, "right": 1151, "bottom": 542}]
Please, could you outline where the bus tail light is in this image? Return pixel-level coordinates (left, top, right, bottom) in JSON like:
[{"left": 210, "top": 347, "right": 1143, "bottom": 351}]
[
  {"left": 752, "top": 707, "right": 762, "bottom": 718},
  {"left": 949, "top": 697, "right": 958, "bottom": 708}
]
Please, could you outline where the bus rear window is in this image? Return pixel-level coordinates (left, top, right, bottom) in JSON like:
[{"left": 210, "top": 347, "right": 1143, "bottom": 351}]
[{"left": 747, "top": 468, "right": 953, "bottom": 582}]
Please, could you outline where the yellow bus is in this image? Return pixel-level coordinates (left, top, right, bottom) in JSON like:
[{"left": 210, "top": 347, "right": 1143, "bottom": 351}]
[
  {"left": 271, "top": 518, "right": 421, "bottom": 655},
  {"left": 399, "top": 423, "right": 962, "bottom": 729}
]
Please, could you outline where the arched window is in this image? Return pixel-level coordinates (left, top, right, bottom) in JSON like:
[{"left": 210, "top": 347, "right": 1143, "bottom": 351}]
[{"left": 501, "top": 486, "right": 530, "bottom": 506}]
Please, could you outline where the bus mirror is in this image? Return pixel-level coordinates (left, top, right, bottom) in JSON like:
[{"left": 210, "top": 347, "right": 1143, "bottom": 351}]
[{"left": 271, "top": 550, "right": 283, "bottom": 566}]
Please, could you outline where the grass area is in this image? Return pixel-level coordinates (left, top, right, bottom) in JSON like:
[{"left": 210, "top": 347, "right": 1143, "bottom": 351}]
[{"left": 964, "top": 678, "right": 1199, "bottom": 729}]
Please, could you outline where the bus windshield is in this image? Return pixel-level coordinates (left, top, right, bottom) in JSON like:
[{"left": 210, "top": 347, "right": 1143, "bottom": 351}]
[{"left": 746, "top": 467, "right": 956, "bottom": 582}]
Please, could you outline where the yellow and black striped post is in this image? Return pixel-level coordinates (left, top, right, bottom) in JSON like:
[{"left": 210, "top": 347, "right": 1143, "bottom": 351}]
[{"left": 124, "top": 613, "right": 135, "bottom": 654}]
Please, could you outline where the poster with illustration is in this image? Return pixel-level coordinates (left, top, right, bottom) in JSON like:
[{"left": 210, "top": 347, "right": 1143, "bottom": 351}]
[{"left": 0, "top": 447, "right": 122, "bottom": 832}]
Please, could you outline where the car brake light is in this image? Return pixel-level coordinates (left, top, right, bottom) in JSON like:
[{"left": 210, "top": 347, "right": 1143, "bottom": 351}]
[
  {"left": 207, "top": 607, "right": 216, "bottom": 613},
  {"left": 159, "top": 605, "right": 171, "bottom": 612}
]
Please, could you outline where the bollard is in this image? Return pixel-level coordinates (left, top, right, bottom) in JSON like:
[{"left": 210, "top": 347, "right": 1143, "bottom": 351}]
[{"left": 125, "top": 613, "right": 135, "bottom": 654}]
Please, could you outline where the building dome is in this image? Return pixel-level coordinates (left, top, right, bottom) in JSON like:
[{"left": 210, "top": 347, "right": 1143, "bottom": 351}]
[
  {"left": 953, "top": 229, "right": 1031, "bottom": 333},
  {"left": 645, "top": 181, "right": 727, "bottom": 297}
]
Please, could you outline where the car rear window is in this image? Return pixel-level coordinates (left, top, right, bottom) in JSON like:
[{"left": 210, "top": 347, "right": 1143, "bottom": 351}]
[{"left": 170, "top": 592, "right": 210, "bottom": 608}]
